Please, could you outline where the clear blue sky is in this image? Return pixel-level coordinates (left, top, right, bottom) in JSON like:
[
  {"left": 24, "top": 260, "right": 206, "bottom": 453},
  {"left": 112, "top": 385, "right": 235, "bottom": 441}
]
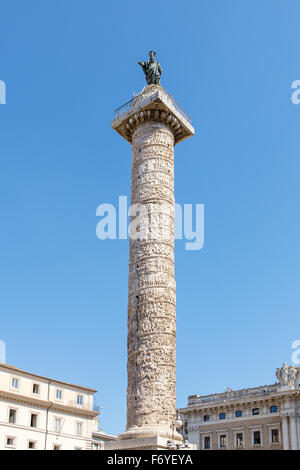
[{"left": 1, "top": 0, "right": 299, "bottom": 435}]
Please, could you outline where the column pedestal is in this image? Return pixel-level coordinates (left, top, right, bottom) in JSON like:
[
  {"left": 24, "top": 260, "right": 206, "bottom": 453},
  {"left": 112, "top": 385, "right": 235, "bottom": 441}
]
[{"left": 104, "top": 435, "right": 186, "bottom": 451}]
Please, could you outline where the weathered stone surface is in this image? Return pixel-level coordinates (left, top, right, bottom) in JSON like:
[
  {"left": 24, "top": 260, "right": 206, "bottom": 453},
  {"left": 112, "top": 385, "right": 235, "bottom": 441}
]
[
  {"left": 104, "top": 435, "right": 186, "bottom": 451},
  {"left": 112, "top": 84, "right": 194, "bottom": 145},
  {"left": 108, "top": 85, "right": 194, "bottom": 448},
  {"left": 126, "top": 122, "right": 176, "bottom": 436}
]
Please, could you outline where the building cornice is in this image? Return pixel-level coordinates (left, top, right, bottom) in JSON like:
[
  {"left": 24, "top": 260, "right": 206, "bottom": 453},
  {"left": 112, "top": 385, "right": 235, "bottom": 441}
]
[
  {"left": 0, "top": 390, "right": 99, "bottom": 418},
  {"left": 0, "top": 363, "right": 97, "bottom": 393},
  {"left": 92, "top": 431, "right": 117, "bottom": 441},
  {"left": 179, "top": 389, "right": 300, "bottom": 414}
]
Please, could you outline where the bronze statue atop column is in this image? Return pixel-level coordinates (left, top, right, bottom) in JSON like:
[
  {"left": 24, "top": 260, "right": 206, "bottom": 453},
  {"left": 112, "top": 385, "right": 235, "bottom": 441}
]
[{"left": 138, "top": 51, "right": 162, "bottom": 85}]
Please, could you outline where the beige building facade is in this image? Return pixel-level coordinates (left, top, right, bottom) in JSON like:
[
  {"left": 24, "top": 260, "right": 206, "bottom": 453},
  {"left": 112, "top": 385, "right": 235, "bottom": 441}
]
[
  {"left": 179, "top": 363, "right": 300, "bottom": 450},
  {"left": 0, "top": 363, "right": 115, "bottom": 450}
]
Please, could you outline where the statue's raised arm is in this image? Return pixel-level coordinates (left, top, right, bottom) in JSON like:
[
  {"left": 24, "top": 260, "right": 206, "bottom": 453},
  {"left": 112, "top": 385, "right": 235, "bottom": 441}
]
[{"left": 138, "top": 51, "right": 162, "bottom": 86}]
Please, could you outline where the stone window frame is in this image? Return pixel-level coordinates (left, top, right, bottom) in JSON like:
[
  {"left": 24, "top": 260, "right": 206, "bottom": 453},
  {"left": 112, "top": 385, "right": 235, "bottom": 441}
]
[
  {"left": 75, "top": 420, "right": 84, "bottom": 437},
  {"left": 10, "top": 375, "right": 20, "bottom": 392},
  {"left": 7, "top": 406, "right": 18, "bottom": 424},
  {"left": 92, "top": 441, "right": 104, "bottom": 450},
  {"left": 76, "top": 394, "right": 84, "bottom": 407},
  {"left": 32, "top": 382, "right": 40, "bottom": 396},
  {"left": 55, "top": 388, "right": 63, "bottom": 401},
  {"left": 53, "top": 416, "right": 63, "bottom": 433},
  {"left": 5, "top": 435, "right": 16, "bottom": 449},
  {"left": 267, "top": 423, "right": 281, "bottom": 446},
  {"left": 233, "top": 428, "right": 245, "bottom": 449},
  {"left": 217, "top": 430, "right": 228, "bottom": 450},
  {"left": 250, "top": 425, "right": 263, "bottom": 447},
  {"left": 28, "top": 439, "right": 37, "bottom": 449},
  {"left": 200, "top": 432, "right": 212, "bottom": 450},
  {"left": 29, "top": 411, "right": 39, "bottom": 428}
]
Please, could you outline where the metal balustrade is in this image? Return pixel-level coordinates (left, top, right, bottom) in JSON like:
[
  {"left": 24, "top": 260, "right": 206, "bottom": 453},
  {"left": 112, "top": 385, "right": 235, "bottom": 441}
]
[{"left": 114, "top": 86, "right": 191, "bottom": 123}]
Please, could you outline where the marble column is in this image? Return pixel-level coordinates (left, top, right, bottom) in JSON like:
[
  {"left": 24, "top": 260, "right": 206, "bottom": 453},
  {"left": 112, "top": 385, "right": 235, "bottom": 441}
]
[
  {"left": 126, "top": 121, "right": 176, "bottom": 437},
  {"left": 105, "top": 85, "right": 194, "bottom": 450}
]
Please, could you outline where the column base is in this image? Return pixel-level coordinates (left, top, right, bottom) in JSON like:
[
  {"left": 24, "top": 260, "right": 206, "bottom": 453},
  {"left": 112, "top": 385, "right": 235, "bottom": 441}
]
[
  {"left": 119, "top": 425, "right": 183, "bottom": 442},
  {"left": 104, "top": 435, "right": 196, "bottom": 451}
]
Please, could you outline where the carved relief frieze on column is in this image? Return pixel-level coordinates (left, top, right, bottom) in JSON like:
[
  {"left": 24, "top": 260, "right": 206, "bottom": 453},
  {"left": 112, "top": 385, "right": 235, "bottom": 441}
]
[{"left": 110, "top": 84, "right": 194, "bottom": 444}]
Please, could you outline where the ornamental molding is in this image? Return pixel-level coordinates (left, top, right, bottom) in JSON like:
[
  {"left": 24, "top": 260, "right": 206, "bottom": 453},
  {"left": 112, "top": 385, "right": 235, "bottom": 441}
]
[
  {"left": 183, "top": 391, "right": 300, "bottom": 413},
  {"left": 112, "top": 85, "right": 194, "bottom": 145},
  {"left": 276, "top": 363, "right": 298, "bottom": 388},
  {"left": 0, "top": 389, "right": 51, "bottom": 409},
  {"left": 124, "top": 109, "right": 183, "bottom": 143},
  {"left": 0, "top": 390, "right": 98, "bottom": 418}
]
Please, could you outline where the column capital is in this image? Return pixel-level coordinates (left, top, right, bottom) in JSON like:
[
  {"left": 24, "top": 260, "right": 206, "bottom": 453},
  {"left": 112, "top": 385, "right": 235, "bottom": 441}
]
[{"left": 112, "top": 85, "right": 194, "bottom": 145}]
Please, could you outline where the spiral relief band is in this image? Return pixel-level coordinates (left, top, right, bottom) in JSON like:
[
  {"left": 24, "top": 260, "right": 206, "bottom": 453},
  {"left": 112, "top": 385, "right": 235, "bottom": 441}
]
[
  {"left": 125, "top": 122, "right": 176, "bottom": 437},
  {"left": 110, "top": 84, "right": 194, "bottom": 448}
]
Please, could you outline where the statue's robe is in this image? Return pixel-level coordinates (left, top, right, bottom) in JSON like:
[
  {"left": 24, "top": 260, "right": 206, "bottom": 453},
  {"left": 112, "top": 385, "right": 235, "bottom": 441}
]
[{"left": 142, "top": 60, "right": 162, "bottom": 85}]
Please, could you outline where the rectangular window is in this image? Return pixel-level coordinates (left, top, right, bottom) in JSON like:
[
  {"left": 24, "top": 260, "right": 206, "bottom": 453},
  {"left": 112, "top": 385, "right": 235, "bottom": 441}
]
[
  {"left": 270, "top": 405, "right": 278, "bottom": 413},
  {"left": 235, "top": 410, "right": 242, "bottom": 417},
  {"left": 203, "top": 415, "right": 210, "bottom": 422},
  {"left": 30, "top": 413, "right": 37, "bottom": 428},
  {"left": 204, "top": 435, "right": 211, "bottom": 449},
  {"left": 6, "top": 437, "right": 15, "bottom": 447},
  {"left": 56, "top": 389, "right": 63, "bottom": 400},
  {"left": 11, "top": 378, "right": 19, "bottom": 389},
  {"left": 54, "top": 418, "right": 62, "bottom": 433},
  {"left": 32, "top": 384, "right": 40, "bottom": 394},
  {"left": 236, "top": 432, "right": 243, "bottom": 447},
  {"left": 9, "top": 409, "right": 16, "bottom": 424},
  {"left": 252, "top": 408, "right": 259, "bottom": 415},
  {"left": 219, "top": 412, "right": 226, "bottom": 420},
  {"left": 253, "top": 430, "right": 261, "bottom": 445},
  {"left": 53, "top": 445, "right": 61, "bottom": 450},
  {"left": 219, "top": 434, "right": 227, "bottom": 448},
  {"left": 271, "top": 429, "right": 279, "bottom": 444},
  {"left": 77, "top": 394, "right": 83, "bottom": 406},
  {"left": 28, "top": 441, "right": 36, "bottom": 449},
  {"left": 76, "top": 422, "right": 83, "bottom": 436}
]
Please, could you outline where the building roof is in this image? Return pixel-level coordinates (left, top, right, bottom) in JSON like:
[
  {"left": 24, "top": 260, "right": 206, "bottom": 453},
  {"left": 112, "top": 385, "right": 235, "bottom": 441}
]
[
  {"left": 179, "top": 377, "right": 300, "bottom": 412},
  {"left": 188, "top": 383, "right": 279, "bottom": 404},
  {"left": 0, "top": 363, "right": 97, "bottom": 393},
  {"left": 92, "top": 430, "right": 117, "bottom": 441}
]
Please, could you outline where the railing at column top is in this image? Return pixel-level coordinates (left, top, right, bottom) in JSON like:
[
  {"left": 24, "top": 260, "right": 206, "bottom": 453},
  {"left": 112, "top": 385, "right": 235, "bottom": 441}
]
[{"left": 114, "top": 87, "right": 192, "bottom": 123}]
